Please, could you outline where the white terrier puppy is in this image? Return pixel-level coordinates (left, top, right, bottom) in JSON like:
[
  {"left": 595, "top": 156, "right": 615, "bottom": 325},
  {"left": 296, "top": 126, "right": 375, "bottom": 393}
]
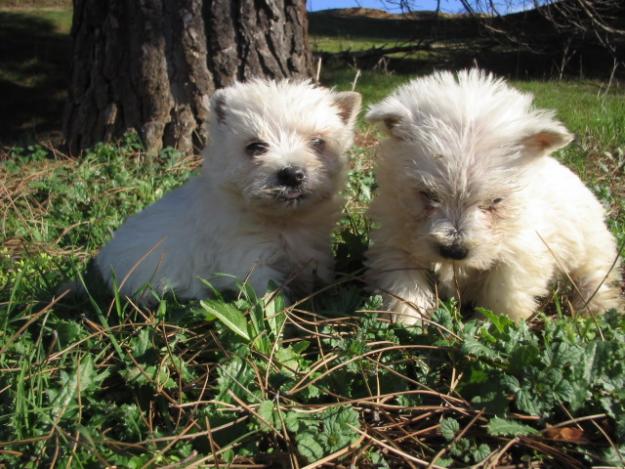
[
  {"left": 365, "top": 69, "right": 622, "bottom": 323},
  {"left": 95, "top": 80, "right": 361, "bottom": 301}
]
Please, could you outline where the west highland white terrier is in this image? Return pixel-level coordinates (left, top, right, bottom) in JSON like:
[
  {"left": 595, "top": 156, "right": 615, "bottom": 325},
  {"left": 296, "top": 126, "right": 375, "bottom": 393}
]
[
  {"left": 95, "top": 80, "right": 361, "bottom": 301},
  {"left": 365, "top": 69, "right": 622, "bottom": 323}
]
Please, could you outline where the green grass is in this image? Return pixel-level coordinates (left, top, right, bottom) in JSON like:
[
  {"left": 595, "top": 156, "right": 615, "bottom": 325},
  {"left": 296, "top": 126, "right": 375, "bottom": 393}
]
[
  {"left": 517, "top": 81, "right": 625, "bottom": 162},
  {"left": 311, "top": 35, "right": 395, "bottom": 54},
  {"left": 1, "top": 7, "right": 624, "bottom": 467},
  {"left": 0, "top": 6, "right": 72, "bottom": 144},
  {"left": 1, "top": 72, "right": 625, "bottom": 467},
  {"left": 28, "top": 8, "right": 72, "bottom": 33},
  {"left": 324, "top": 67, "right": 411, "bottom": 109}
]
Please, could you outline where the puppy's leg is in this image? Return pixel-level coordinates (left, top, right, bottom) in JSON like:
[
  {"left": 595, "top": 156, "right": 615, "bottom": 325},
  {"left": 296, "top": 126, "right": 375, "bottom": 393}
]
[
  {"left": 478, "top": 260, "right": 555, "bottom": 322},
  {"left": 367, "top": 250, "right": 436, "bottom": 325},
  {"left": 570, "top": 243, "right": 623, "bottom": 314},
  {"left": 312, "top": 258, "right": 334, "bottom": 286},
  {"left": 295, "top": 255, "right": 334, "bottom": 293},
  {"left": 241, "top": 264, "right": 287, "bottom": 297}
]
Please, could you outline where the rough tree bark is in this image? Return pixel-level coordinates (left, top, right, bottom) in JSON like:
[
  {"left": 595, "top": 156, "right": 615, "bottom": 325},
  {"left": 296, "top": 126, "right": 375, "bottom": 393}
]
[
  {"left": 63, "top": 0, "right": 212, "bottom": 155},
  {"left": 205, "top": 0, "right": 312, "bottom": 88},
  {"left": 63, "top": 0, "right": 312, "bottom": 155}
]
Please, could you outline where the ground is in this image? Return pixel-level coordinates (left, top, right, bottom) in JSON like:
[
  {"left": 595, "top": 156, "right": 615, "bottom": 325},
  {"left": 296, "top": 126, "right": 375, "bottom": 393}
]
[{"left": 1, "top": 4, "right": 625, "bottom": 468}]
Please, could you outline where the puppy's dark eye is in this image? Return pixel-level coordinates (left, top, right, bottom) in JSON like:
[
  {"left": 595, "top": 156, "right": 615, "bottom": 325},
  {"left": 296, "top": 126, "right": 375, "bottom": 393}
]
[
  {"left": 420, "top": 190, "right": 440, "bottom": 204},
  {"left": 245, "top": 141, "right": 269, "bottom": 157},
  {"left": 310, "top": 137, "right": 326, "bottom": 152},
  {"left": 481, "top": 197, "right": 503, "bottom": 212}
]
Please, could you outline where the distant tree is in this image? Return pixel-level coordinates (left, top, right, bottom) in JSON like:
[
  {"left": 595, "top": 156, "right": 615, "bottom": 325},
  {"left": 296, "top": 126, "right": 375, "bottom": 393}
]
[
  {"left": 385, "top": 0, "right": 624, "bottom": 77},
  {"left": 530, "top": 0, "right": 625, "bottom": 55},
  {"left": 63, "top": 0, "right": 312, "bottom": 155}
]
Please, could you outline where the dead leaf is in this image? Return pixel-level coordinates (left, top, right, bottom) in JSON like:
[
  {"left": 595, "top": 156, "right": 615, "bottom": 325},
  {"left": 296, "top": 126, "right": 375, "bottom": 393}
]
[{"left": 544, "top": 426, "right": 588, "bottom": 443}]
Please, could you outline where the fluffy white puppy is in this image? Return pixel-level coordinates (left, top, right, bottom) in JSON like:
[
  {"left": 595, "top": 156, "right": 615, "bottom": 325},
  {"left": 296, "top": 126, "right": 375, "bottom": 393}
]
[
  {"left": 95, "top": 80, "right": 361, "bottom": 301},
  {"left": 365, "top": 69, "right": 622, "bottom": 323}
]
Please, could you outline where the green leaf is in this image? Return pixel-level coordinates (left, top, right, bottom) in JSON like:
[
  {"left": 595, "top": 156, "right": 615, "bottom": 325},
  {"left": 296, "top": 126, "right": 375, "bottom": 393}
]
[
  {"left": 486, "top": 417, "right": 539, "bottom": 437},
  {"left": 466, "top": 375, "right": 510, "bottom": 415},
  {"left": 321, "top": 406, "right": 360, "bottom": 452},
  {"left": 51, "top": 319, "right": 86, "bottom": 346},
  {"left": 303, "top": 384, "right": 321, "bottom": 399},
  {"left": 257, "top": 400, "right": 278, "bottom": 432},
  {"left": 130, "top": 328, "right": 152, "bottom": 357},
  {"left": 461, "top": 335, "right": 498, "bottom": 359},
  {"left": 471, "top": 443, "right": 492, "bottom": 462},
  {"left": 515, "top": 388, "right": 545, "bottom": 416},
  {"left": 285, "top": 411, "right": 300, "bottom": 433},
  {"left": 601, "top": 445, "right": 625, "bottom": 466},
  {"left": 275, "top": 346, "right": 304, "bottom": 374},
  {"left": 479, "top": 308, "right": 514, "bottom": 334},
  {"left": 368, "top": 449, "right": 391, "bottom": 469},
  {"left": 200, "top": 299, "right": 250, "bottom": 341},
  {"left": 292, "top": 339, "right": 310, "bottom": 354},
  {"left": 450, "top": 438, "right": 471, "bottom": 458},
  {"left": 49, "top": 355, "right": 108, "bottom": 420},
  {"left": 264, "top": 291, "right": 287, "bottom": 337},
  {"left": 297, "top": 431, "right": 325, "bottom": 463},
  {"left": 120, "top": 363, "right": 176, "bottom": 390},
  {"left": 440, "top": 418, "right": 460, "bottom": 441},
  {"left": 216, "top": 355, "right": 255, "bottom": 403},
  {"left": 118, "top": 404, "right": 147, "bottom": 440}
]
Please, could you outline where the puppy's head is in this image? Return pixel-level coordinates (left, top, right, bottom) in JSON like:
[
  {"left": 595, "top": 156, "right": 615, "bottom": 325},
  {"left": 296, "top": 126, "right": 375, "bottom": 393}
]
[
  {"left": 204, "top": 80, "right": 360, "bottom": 215},
  {"left": 367, "top": 69, "right": 573, "bottom": 269}
]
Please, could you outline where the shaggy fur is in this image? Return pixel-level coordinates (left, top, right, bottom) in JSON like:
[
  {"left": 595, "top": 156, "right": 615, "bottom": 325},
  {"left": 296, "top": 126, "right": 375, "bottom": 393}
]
[
  {"left": 365, "top": 69, "right": 622, "bottom": 323},
  {"left": 95, "top": 80, "right": 361, "bottom": 300}
]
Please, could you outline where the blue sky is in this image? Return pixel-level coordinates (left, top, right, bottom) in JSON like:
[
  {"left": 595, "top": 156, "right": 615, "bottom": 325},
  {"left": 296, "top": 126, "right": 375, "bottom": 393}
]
[
  {"left": 308, "top": 0, "right": 441, "bottom": 13},
  {"left": 307, "top": 0, "right": 531, "bottom": 14}
]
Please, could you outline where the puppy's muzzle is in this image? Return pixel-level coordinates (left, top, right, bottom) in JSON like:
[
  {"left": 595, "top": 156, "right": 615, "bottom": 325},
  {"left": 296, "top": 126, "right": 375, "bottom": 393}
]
[
  {"left": 438, "top": 243, "right": 469, "bottom": 260},
  {"left": 277, "top": 166, "right": 306, "bottom": 188}
]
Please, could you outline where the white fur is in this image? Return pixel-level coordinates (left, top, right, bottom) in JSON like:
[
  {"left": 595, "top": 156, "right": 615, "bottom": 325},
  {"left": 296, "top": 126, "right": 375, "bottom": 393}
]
[
  {"left": 95, "top": 79, "right": 360, "bottom": 300},
  {"left": 366, "top": 69, "right": 622, "bottom": 323}
]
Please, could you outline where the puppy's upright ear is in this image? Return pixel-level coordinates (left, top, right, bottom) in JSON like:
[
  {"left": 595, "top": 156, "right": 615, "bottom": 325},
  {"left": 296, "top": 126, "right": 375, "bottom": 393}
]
[
  {"left": 210, "top": 89, "right": 227, "bottom": 126},
  {"left": 333, "top": 91, "right": 362, "bottom": 127},
  {"left": 366, "top": 99, "right": 412, "bottom": 140},
  {"left": 520, "top": 113, "right": 573, "bottom": 157}
]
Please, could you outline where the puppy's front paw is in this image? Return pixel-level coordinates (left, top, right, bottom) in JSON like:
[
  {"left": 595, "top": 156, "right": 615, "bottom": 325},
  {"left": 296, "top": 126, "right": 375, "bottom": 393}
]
[{"left": 387, "top": 293, "right": 436, "bottom": 326}]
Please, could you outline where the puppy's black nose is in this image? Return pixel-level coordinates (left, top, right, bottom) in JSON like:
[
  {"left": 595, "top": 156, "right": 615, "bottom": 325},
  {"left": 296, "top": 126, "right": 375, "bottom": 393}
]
[
  {"left": 438, "top": 243, "right": 469, "bottom": 260},
  {"left": 277, "top": 166, "right": 306, "bottom": 187}
]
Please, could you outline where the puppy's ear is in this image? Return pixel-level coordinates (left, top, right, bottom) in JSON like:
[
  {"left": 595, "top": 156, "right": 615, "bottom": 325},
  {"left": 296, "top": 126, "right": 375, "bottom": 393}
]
[
  {"left": 366, "top": 99, "right": 412, "bottom": 140},
  {"left": 520, "top": 115, "right": 573, "bottom": 157},
  {"left": 210, "top": 89, "right": 227, "bottom": 125},
  {"left": 333, "top": 91, "right": 362, "bottom": 127}
]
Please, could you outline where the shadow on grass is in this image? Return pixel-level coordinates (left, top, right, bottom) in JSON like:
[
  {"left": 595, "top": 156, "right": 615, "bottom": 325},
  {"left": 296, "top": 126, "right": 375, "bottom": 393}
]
[
  {"left": 0, "top": 11, "right": 71, "bottom": 146},
  {"left": 309, "top": 9, "right": 623, "bottom": 80},
  {"left": 309, "top": 9, "right": 480, "bottom": 42},
  {"left": 309, "top": 10, "right": 554, "bottom": 79}
]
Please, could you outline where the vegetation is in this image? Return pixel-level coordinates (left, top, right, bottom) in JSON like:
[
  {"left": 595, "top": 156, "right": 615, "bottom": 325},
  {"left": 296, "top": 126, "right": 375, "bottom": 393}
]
[
  {"left": 1, "top": 3, "right": 625, "bottom": 468},
  {"left": 0, "top": 7, "right": 71, "bottom": 145},
  {"left": 2, "top": 71, "right": 625, "bottom": 465}
]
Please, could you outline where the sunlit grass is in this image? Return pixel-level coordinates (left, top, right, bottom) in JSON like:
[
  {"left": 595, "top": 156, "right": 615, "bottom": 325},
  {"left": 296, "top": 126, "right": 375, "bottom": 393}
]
[{"left": 1, "top": 7, "right": 624, "bottom": 468}]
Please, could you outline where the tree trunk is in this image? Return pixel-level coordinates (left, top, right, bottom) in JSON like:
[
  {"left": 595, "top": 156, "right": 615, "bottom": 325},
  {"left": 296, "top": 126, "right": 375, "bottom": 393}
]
[
  {"left": 63, "top": 0, "right": 213, "bottom": 155},
  {"left": 205, "top": 0, "right": 312, "bottom": 88},
  {"left": 63, "top": 0, "right": 312, "bottom": 155}
]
